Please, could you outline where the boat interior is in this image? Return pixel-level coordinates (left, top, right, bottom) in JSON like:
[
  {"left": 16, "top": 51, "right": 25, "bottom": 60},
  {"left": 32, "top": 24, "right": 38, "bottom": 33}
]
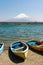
[
  {"left": 28, "top": 41, "right": 40, "bottom": 46},
  {"left": 0, "top": 44, "right": 2, "bottom": 48},
  {"left": 12, "top": 42, "right": 27, "bottom": 51}
]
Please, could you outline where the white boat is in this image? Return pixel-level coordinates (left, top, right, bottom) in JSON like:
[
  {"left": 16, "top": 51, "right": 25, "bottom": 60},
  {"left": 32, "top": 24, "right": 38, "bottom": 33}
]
[{"left": 10, "top": 42, "right": 28, "bottom": 59}]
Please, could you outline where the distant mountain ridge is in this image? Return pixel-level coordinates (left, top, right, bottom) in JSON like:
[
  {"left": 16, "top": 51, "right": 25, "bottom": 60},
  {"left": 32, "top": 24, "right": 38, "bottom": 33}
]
[{"left": 0, "top": 13, "right": 43, "bottom": 22}]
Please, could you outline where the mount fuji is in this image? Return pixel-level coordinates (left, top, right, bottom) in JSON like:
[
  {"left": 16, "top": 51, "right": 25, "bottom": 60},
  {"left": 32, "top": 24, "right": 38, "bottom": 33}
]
[{"left": 6, "top": 13, "right": 32, "bottom": 22}]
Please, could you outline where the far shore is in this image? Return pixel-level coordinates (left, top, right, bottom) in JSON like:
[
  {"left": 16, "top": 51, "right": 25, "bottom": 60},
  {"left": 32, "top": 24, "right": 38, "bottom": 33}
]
[{"left": 0, "top": 22, "right": 43, "bottom": 24}]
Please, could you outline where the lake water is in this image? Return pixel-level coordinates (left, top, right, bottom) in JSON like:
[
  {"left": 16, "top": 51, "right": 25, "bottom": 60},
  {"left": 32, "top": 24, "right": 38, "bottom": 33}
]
[{"left": 0, "top": 23, "right": 43, "bottom": 43}]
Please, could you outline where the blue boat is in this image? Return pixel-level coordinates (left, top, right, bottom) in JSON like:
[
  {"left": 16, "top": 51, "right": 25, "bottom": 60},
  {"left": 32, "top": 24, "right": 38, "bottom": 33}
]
[
  {"left": 0, "top": 43, "right": 4, "bottom": 54},
  {"left": 10, "top": 42, "right": 28, "bottom": 59},
  {"left": 27, "top": 40, "right": 43, "bottom": 51}
]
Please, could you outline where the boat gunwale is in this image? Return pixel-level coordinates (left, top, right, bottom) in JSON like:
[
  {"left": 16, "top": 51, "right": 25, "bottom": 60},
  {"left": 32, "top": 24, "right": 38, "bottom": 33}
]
[{"left": 26, "top": 40, "right": 43, "bottom": 45}]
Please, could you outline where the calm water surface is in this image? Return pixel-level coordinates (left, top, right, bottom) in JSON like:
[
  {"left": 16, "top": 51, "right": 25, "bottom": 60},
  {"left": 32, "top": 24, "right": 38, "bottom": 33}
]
[{"left": 0, "top": 24, "right": 43, "bottom": 43}]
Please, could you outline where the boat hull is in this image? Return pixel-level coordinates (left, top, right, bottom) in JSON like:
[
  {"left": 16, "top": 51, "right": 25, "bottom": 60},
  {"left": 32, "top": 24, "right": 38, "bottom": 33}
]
[
  {"left": 29, "top": 45, "right": 43, "bottom": 51},
  {"left": 13, "top": 50, "right": 28, "bottom": 59}
]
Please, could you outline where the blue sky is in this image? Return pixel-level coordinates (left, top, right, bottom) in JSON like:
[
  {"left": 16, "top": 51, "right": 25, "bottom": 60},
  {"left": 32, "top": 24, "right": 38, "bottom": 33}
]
[{"left": 0, "top": 0, "right": 43, "bottom": 21}]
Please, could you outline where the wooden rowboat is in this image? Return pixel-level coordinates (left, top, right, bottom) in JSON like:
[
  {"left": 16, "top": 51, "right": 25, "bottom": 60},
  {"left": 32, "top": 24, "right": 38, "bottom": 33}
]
[
  {"left": 27, "top": 40, "right": 43, "bottom": 51},
  {"left": 10, "top": 42, "right": 28, "bottom": 59},
  {"left": 0, "top": 42, "right": 4, "bottom": 54}
]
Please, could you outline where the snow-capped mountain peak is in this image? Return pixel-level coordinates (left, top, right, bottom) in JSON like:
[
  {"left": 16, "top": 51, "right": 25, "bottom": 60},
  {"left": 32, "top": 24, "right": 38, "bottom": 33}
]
[{"left": 14, "top": 13, "right": 29, "bottom": 19}]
